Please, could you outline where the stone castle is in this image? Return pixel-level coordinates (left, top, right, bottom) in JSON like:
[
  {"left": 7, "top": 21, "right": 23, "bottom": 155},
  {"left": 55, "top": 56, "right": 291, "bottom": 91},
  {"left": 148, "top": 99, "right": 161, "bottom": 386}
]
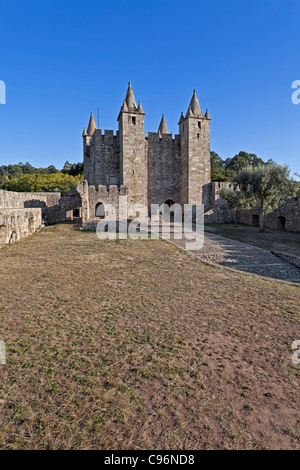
[
  {"left": 1, "top": 82, "right": 299, "bottom": 245},
  {"left": 81, "top": 82, "right": 211, "bottom": 220}
]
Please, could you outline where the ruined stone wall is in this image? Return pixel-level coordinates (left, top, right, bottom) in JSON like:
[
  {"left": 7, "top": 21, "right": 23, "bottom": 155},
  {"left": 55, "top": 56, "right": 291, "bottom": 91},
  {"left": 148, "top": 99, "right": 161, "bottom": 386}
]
[
  {"left": 0, "top": 208, "right": 42, "bottom": 245},
  {"left": 84, "top": 130, "right": 120, "bottom": 187},
  {"left": 42, "top": 186, "right": 82, "bottom": 225},
  {"left": 0, "top": 190, "right": 61, "bottom": 209},
  {"left": 238, "top": 197, "right": 300, "bottom": 232},
  {"left": 147, "top": 133, "right": 180, "bottom": 209},
  {"left": 0, "top": 190, "right": 61, "bottom": 244},
  {"left": 204, "top": 182, "right": 234, "bottom": 224}
]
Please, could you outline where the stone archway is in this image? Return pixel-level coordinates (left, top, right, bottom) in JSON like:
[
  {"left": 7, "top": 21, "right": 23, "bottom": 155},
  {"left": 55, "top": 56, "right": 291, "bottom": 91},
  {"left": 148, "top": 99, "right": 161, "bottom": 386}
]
[
  {"left": 163, "top": 199, "right": 176, "bottom": 222},
  {"left": 277, "top": 216, "right": 286, "bottom": 230},
  {"left": 252, "top": 214, "right": 259, "bottom": 227},
  {"left": 95, "top": 202, "right": 105, "bottom": 219}
]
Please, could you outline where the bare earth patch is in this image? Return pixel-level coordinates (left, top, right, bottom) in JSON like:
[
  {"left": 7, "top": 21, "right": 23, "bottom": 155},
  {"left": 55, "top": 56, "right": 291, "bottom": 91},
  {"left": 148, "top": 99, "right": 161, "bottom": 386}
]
[{"left": 0, "top": 223, "right": 299, "bottom": 450}]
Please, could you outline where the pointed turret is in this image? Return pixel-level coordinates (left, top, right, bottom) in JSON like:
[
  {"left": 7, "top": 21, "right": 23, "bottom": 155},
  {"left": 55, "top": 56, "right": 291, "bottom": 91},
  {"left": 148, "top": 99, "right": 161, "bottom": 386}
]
[
  {"left": 158, "top": 114, "right": 169, "bottom": 136},
  {"left": 187, "top": 90, "right": 203, "bottom": 118},
  {"left": 186, "top": 104, "right": 194, "bottom": 118},
  {"left": 87, "top": 112, "right": 97, "bottom": 136},
  {"left": 121, "top": 99, "right": 128, "bottom": 112},
  {"left": 125, "top": 82, "right": 137, "bottom": 111},
  {"left": 82, "top": 127, "right": 87, "bottom": 137},
  {"left": 137, "top": 101, "right": 145, "bottom": 114},
  {"left": 205, "top": 108, "right": 211, "bottom": 120},
  {"left": 178, "top": 112, "right": 185, "bottom": 124}
]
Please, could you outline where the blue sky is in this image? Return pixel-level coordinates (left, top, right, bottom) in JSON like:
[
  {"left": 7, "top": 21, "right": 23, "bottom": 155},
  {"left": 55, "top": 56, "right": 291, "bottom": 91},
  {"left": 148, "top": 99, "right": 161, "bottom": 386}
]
[{"left": 0, "top": 0, "right": 299, "bottom": 176}]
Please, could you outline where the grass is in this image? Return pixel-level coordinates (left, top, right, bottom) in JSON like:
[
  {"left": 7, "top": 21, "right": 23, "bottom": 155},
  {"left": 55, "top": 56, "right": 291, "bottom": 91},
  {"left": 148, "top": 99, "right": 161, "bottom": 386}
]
[
  {"left": 205, "top": 224, "right": 300, "bottom": 256},
  {"left": 0, "top": 223, "right": 299, "bottom": 450}
]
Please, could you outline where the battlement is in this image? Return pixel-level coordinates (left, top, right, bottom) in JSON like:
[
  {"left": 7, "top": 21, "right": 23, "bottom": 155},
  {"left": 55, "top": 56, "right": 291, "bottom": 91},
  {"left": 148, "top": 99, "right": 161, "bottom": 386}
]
[{"left": 89, "top": 184, "right": 129, "bottom": 197}]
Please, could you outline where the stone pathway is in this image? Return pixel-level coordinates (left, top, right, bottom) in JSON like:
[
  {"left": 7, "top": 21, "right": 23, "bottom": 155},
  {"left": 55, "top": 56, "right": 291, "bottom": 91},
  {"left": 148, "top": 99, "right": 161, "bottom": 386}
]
[{"left": 165, "top": 226, "right": 300, "bottom": 283}]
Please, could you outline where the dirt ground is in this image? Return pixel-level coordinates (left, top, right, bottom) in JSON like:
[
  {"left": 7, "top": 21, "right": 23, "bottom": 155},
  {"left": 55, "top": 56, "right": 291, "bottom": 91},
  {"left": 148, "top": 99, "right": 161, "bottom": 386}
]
[
  {"left": 205, "top": 224, "right": 300, "bottom": 256},
  {"left": 0, "top": 223, "right": 299, "bottom": 450}
]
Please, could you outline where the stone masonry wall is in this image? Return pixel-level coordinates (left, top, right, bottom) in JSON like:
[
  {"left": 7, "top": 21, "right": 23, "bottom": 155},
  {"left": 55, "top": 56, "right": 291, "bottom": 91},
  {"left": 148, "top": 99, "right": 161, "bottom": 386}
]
[
  {"left": 79, "top": 181, "right": 130, "bottom": 229},
  {"left": 238, "top": 197, "right": 300, "bottom": 232},
  {"left": 0, "top": 208, "right": 42, "bottom": 245},
  {"left": 147, "top": 133, "right": 180, "bottom": 210},
  {"left": 42, "top": 186, "right": 82, "bottom": 225},
  {"left": 118, "top": 110, "right": 147, "bottom": 212},
  {"left": 84, "top": 130, "right": 120, "bottom": 187},
  {"left": 179, "top": 116, "right": 211, "bottom": 209},
  {"left": 0, "top": 190, "right": 61, "bottom": 209},
  {"left": 204, "top": 182, "right": 234, "bottom": 224}
]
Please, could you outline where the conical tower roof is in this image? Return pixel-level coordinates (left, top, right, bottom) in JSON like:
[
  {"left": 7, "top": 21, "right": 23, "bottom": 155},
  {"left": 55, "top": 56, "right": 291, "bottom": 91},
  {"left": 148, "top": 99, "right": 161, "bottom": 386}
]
[
  {"left": 178, "top": 112, "right": 185, "bottom": 124},
  {"left": 205, "top": 108, "right": 211, "bottom": 120},
  {"left": 185, "top": 104, "right": 194, "bottom": 118},
  {"left": 121, "top": 99, "right": 128, "bottom": 112},
  {"left": 137, "top": 101, "right": 145, "bottom": 114},
  {"left": 187, "top": 90, "right": 203, "bottom": 117},
  {"left": 82, "top": 127, "right": 87, "bottom": 137},
  {"left": 87, "top": 112, "right": 97, "bottom": 136},
  {"left": 125, "top": 82, "right": 137, "bottom": 111},
  {"left": 158, "top": 114, "right": 169, "bottom": 135}
]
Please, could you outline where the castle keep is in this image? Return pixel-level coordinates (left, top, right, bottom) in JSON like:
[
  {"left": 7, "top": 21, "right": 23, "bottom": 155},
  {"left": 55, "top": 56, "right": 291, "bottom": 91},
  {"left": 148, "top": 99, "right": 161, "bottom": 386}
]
[{"left": 82, "top": 83, "right": 211, "bottom": 221}]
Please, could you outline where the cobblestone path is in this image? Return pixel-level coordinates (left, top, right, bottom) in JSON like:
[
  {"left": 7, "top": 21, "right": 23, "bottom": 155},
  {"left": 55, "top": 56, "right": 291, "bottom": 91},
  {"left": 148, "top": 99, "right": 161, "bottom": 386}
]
[{"left": 167, "top": 227, "right": 300, "bottom": 283}]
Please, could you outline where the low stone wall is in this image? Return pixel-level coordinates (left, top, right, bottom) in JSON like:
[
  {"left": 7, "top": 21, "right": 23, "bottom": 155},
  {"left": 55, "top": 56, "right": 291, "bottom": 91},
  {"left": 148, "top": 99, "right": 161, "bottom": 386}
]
[
  {"left": 0, "top": 190, "right": 61, "bottom": 209},
  {"left": 0, "top": 208, "right": 42, "bottom": 245},
  {"left": 204, "top": 182, "right": 234, "bottom": 224},
  {"left": 0, "top": 189, "right": 66, "bottom": 244},
  {"left": 42, "top": 189, "right": 82, "bottom": 225},
  {"left": 238, "top": 197, "right": 300, "bottom": 232}
]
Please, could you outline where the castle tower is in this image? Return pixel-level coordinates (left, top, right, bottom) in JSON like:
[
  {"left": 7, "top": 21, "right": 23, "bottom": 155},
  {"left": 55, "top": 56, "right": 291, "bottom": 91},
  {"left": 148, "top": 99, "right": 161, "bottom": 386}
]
[
  {"left": 118, "top": 82, "right": 147, "bottom": 211},
  {"left": 83, "top": 112, "right": 98, "bottom": 184},
  {"left": 179, "top": 90, "right": 211, "bottom": 207}
]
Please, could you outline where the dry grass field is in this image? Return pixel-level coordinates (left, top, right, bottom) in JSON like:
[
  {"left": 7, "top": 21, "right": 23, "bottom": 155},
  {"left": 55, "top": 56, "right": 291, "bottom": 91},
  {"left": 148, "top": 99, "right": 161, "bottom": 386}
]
[{"left": 0, "top": 223, "right": 299, "bottom": 450}]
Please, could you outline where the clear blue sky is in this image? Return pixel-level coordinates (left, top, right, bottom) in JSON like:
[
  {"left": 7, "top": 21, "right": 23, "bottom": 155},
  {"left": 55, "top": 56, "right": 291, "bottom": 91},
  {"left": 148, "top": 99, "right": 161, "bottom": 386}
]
[{"left": 0, "top": 0, "right": 299, "bottom": 176}]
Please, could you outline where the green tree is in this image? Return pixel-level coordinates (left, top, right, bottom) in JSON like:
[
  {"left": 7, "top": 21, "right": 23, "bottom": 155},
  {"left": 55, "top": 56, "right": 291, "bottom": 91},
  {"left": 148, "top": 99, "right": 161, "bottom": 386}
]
[
  {"left": 219, "top": 187, "right": 245, "bottom": 226},
  {"left": 210, "top": 151, "right": 227, "bottom": 181},
  {"left": 236, "top": 164, "right": 297, "bottom": 232}
]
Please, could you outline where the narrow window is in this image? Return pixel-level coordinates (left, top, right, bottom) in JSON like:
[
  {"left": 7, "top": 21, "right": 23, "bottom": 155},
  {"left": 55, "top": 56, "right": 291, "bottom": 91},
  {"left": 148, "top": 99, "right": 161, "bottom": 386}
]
[
  {"left": 109, "top": 176, "right": 117, "bottom": 185},
  {"left": 198, "top": 121, "right": 201, "bottom": 129},
  {"left": 197, "top": 133, "right": 200, "bottom": 139},
  {"left": 132, "top": 116, "right": 136, "bottom": 125}
]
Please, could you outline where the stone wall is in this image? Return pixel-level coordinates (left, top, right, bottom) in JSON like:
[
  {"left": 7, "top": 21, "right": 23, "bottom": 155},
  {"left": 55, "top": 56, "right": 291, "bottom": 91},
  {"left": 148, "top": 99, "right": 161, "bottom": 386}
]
[
  {"left": 84, "top": 130, "right": 120, "bottom": 187},
  {"left": 0, "top": 189, "right": 80, "bottom": 244},
  {"left": 238, "top": 197, "right": 300, "bottom": 232},
  {"left": 42, "top": 186, "right": 82, "bottom": 225},
  {"left": 204, "top": 182, "right": 234, "bottom": 224},
  {"left": 147, "top": 133, "right": 180, "bottom": 210},
  {"left": 0, "top": 208, "right": 42, "bottom": 245},
  {"left": 0, "top": 190, "right": 61, "bottom": 209},
  {"left": 79, "top": 180, "right": 130, "bottom": 229}
]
